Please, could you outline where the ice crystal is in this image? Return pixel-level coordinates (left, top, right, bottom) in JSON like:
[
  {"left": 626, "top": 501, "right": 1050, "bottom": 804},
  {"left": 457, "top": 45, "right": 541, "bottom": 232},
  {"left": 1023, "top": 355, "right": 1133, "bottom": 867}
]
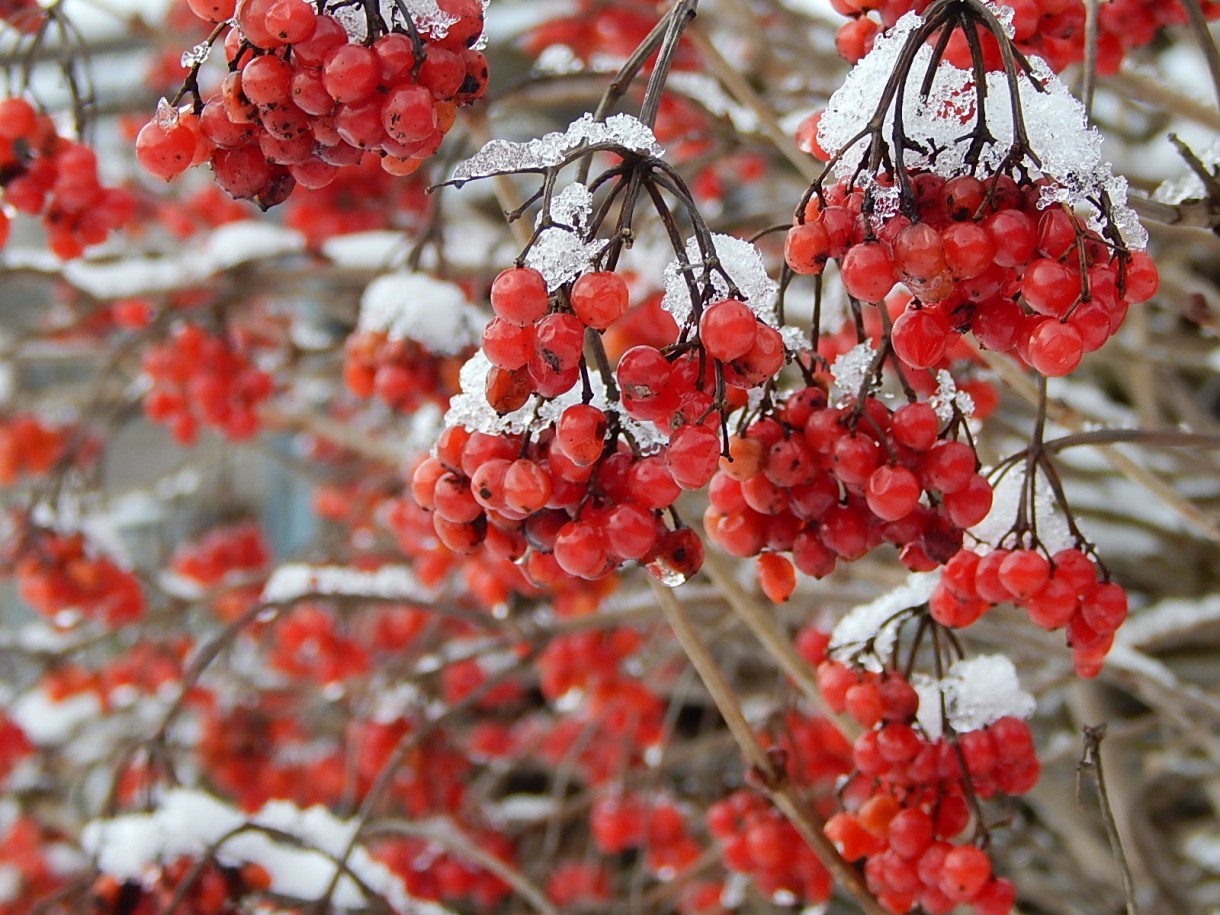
[
  {"left": 929, "top": 369, "right": 974, "bottom": 422},
  {"left": 179, "top": 40, "right": 211, "bottom": 69},
  {"left": 451, "top": 113, "right": 664, "bottom": 183},
  {"left": 818, "top": 12, "right": 1147, "bottom": 248},
  {"left": 829, "top": 342, "right": 876, "bottom": 403}
]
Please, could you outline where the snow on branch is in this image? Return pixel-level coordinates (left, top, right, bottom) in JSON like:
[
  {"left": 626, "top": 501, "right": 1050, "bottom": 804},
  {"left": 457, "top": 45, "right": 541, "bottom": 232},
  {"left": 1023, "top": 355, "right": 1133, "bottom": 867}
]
[
  {"left": 260, "top": 564, "right": 433, "bottom": 604},
  {"left": 829, "top": 571, "right": 940, "bottom": 671},
  {"left": 81, "top": 788, "right": 453, "bottom": 914},
  {"left": 359, "top": 272, "right": 485, "bottom": 355},
  {"left": 818, "top": 11, "right": 1147, "bottom": 247},
  {"left": 912, "top": 654, "right": 1035, "bottom": 741},
  {"left": 450, "top": 113, "right": 664, "bottom": 183}
]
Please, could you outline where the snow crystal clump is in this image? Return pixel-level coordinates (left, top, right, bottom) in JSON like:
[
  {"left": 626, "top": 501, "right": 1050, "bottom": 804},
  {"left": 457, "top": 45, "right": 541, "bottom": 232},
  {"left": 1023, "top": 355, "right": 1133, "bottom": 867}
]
[
  {"left": 358, "top": 272, "right": 483, "bottom": 356},
  {"left": 660, "top": 233, "right": 779, "bottom": 326},
  {"left": 451, "top": 113, "right": 664, "bottom": 183},
  {"left": 818, "top": 12, "right": 1146, "bottom": 248},
  {"left": 829, "top": 571, "right": 940, "bottom": 671},
  {"left": 929, "top": 369, "right": 974, "bottom": 423},
  {"left": 913, "top": 654, "right": 1035, "bottom": 741},
  {"left": 524, "top": 183, "right": 606, "bottom": 289},
  {"left": 261, "top": 564, "right": 432, "bottom": 604},
  {"left": 444, "top": 351, "right": 666, "bottom": 451},
  {"left": 830, "top": 342, "right": 876, "bottom": 403}
]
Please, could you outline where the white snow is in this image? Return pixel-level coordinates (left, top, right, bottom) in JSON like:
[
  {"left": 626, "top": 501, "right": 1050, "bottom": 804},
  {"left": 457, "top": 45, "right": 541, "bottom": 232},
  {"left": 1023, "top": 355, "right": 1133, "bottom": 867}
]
[
  {"left": 450, "top": 113, "right": 664, "bottom": 183},
  {"left": 818, "top": 12, "right": 1147, "bottom": 248},
  {"left": 442, "top": 349, "right": 667, "bottom": 451},
  {"left": 523, "top": 183, "right": 606, "bottom": 289},
  {"left": 829, "top": 342, "right": 877, "bottom": 403},
  {"left": 660, "top": 233, "right": 780, "bottom": 328},
  {"left": 358, "top": 272, "right": 484, "bottom": 355},
  {"left": 261, "top": 564, "right": 433, "bottom": 604},
  {"left": 81, "top": 788, "right": 453, "bottom": 913},
  {"left": 913, "top": 654, "right": 1035, "bottom": 740},
  {"left": 9, "top": 689, "right": 102, "bottom": 747},
  {"left": 929, "top": 370, "right": 975, "bottom": 423},
  {"left": 828, "top": 571, "right": 940, "bottom": 671},
  {"left": 969, "top": 464, "right": 1075, "bottom": 554}
]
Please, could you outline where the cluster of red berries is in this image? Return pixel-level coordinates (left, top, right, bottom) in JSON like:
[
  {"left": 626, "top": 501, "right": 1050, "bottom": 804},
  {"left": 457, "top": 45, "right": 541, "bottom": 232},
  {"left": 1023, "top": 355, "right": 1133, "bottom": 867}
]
[
  {"left": 91, "top": 860, "right": 271, "bottom": 915},
  {"left": 374, "top": 831, "right": 515, "bottom": 909},
  {"left": 0, "top": 413, "right": 73, "bottom": 484},
  {"left": 786, "top": 172, "right": 1159, "bottom": 377},
  {"left": 482, "top": 266, "right": 631, "bottom": 410},
  {"left": 141, "top": 323, "right": 273, "bottom": 445},
  {"left": 705, "top": 388, "right": 992, "bottom": 592},
  {"left": 829, "top": 0, "right": 1220, "bottom": 74},
  {"left": 411, "top": 423, "right": 703, "bottom": 584},
  {"left": 0, "top": 97, "right": 133, "bottom": 258},
  {"left": 708, "top": 791, "right": 834, "bottom": 905},
  {"left": 344, "top": 329, "right": 467, "bottom": 412},
  {"left": 281, "top": 152, "right": 430, "bottom": 243},
  {"left": 817, "top": 662, "right": 1032, "bottom": 914},
  {"left": 0, "top": 713, "right": 31, "bottom": 782},
  {"left": 590, "top": 793, "right": 702, "bottom": 880},
  {"left": 10, "top": 528, "right": 144, "bottom": 628},
  {"left": 932, "top": 546, "right": 1128, "bottom": 677},
  {"left": 170, "top": 520, "right": 269, "bottom": 586},
  {"left": 266, "top": 603, "right": 370, "bottom": 684},
  {"left": 136, "top": 0, "right": 487, "bottom": 205}
]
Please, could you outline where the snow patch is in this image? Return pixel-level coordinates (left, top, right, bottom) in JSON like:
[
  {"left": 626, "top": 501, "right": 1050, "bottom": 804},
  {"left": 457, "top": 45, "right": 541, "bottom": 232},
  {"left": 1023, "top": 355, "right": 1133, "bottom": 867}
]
[
  {"left": 358, "top": 272, "right": 483, "bottom": 355},
  {"left": 913, "top": 654, "right": 1035, "bottom": 741},
  {"left": 261, "top": 564, "right": 433, "bottom": 604},
  {"left": 829, "top": 572, "right": 940, "bottom": 671}
]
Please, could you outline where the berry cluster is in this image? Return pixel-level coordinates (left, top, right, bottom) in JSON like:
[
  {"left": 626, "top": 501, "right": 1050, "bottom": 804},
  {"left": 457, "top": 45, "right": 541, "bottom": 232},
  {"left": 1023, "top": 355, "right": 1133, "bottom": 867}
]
[
  {"left": 482, "top": 266, "right": 630, "bottom": 407},
  {"left": 282, "top": 151, "right": 430, "bottom": 243},
  {"left": 829, "top": 0, "right": 1220, "bottom": 74},
  {"left": 344, "top": 329, "right": 467, "bottom": 412},
  {"left": 931, "top": 546, "right": 1128, "bottom": 677},
  {"left": 141, "top": 323, "right": 273, "bottom": 445},
  {"left": 0, "top": 97, "right": 133, "bottom": 258},
  {"left": 787, "top": 173, "right": 1158, "bottom": 377},
  {"left": 137, "top": 0, "right": 487, "bottom": 204},
  {"left": 10, "top": 528, "right": 144, "bottom": 628},
  {"left": 705, "top": 388, "right": 992, "bottom": 591},
  {"left": 374, "top": 831, "right": 514, "bottom": 909},
  {"left": 266, "top": 603, "right": 370, "bottom": 684},
  {"left": 91, "top": 858, "right": 270, "bottom": 915},
  {"left": 590, "top": 794, "right": 702, "bottom": 882},
  {"left": 0, "top": 413, "right": 72, "bottom": 484},
  {"left": 412, "top": 423, "right": 703, "bottom": 584},
  {"left": 817, "top": 662, "right": 1032, "bottom": 914},
  {"left": 709, "top": 790, "right": 835, "bottom": 905},
  {"left": 170, "top": 520, "right": 269, "bottom": 586}
]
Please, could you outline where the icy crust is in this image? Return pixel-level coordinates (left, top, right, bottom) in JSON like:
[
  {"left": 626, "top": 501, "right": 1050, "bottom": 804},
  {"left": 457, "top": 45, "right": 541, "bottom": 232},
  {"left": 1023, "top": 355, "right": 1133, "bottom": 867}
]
[
  {"left": 81, "top": 788, "right": 453, "bottom": 914},
  {"left": 358, "top": 272, "right": 484, "bottom": 355},
  {"left": 444, "top": 350, "right": 667, "bottom": 451},
  {"left": 817, "top": 12, "right": 1147, "bottom": 248},
  {"left": 829, "top": 342, "right": 876, "bottom": 403},
  {"left": 828, "top": 571, "right": 940, "bottom": 672},
  {"left": 661, "top": 233, "right": 805, "bottom": 349},
  {"left": 912, "top": 654, "right": 1035, "bottom": 741},
  {"left": 523, "top": 183, "right": 605, "bottom": 290},
  {"left": 929, "top": 369, "right": 975, "bottom": 423},
  {"left": 450, "top": 113, "right": 664, "bottom": 183}
]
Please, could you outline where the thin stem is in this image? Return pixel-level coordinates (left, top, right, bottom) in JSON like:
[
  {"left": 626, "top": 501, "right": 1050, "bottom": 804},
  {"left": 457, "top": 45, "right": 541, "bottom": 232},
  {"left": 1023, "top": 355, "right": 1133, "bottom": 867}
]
[
  {"left": 1078, "top": 725, "right": 1142, "bottom": 915},
  {"left": 1179, "top": 0, "right": 1220, "bottom": 111}
]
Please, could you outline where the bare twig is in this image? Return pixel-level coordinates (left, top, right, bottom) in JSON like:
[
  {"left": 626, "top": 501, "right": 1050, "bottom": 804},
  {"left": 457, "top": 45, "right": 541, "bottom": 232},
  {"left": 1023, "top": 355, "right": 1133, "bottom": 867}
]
[{"left": 1077, "top": 724, "right": 1142, "bottom": 915}]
